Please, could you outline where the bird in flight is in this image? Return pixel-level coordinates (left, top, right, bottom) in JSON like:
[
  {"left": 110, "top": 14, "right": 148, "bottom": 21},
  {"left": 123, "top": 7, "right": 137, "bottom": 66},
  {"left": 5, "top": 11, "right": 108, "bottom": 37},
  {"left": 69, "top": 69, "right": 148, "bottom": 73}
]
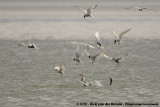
[
  {"left": 73, "top": 45, "right": 85, "bottom": 65},
  {"left": 125, "top": 7, "right": 157, "bottom": 12},
  {"left": 75, "top": 5, "right": 98, "bottom": 18},
  {"left": 19, "top": 42, "right": 39, "bottom": 50},
  {"left": 85, "top": 50, "right": 108, "bottom": 64},
  {"left": 104, "top": 53, "right": 128, "bottom": 64},
  {"left": 54, "top": 64, "right": 66, "bottom": 77},
  {"left": 95, "top": 32, "right": 104, "bottom": 48},
  {"left": 113, "top": 28, "right": 131, "bottom": 45}
]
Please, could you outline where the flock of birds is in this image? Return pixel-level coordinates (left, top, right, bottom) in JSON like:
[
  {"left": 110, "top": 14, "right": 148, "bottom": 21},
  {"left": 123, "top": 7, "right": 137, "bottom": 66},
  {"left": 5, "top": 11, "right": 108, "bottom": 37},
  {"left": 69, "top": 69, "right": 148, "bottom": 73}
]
[
  {"left": 18, "top": 4, "right": 158, "bottom": 87},
  {"left": 75, "top": 5, "right": 158, "bottom": 19},
  {"left": 68, "top": 28, "right": 130, "bottom": 86}
]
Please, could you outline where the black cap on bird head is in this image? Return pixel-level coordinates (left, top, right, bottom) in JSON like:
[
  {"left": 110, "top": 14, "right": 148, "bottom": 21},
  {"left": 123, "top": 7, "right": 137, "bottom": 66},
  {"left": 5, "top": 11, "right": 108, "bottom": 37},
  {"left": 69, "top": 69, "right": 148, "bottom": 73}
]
[
  {"left": 79, "top": 74, "right": 83, "bottom": 76},
  {"left": 114, "top": 40, "right": 116, "bottom": 44}
]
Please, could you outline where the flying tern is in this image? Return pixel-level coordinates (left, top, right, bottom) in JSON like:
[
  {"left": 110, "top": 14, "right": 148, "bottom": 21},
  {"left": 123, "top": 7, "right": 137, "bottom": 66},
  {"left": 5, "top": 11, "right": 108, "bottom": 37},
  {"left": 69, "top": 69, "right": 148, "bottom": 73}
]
[
  {"left": 73, "top": 45, "right": 85, "bottom": 64},
  {"left": 19, "top": 42, "right": 39, "bottom": 49},
  {"left": 95, "top": 32, "right": 104, "bottom": 48},
  {"left": 85, "top": 50, "right": 108, "bottom": 64},
  {"left": 54, "top": 64, "right": 66, "bottom": 77},
  {"left": 126, "top": 7, "right": 157, "bottom": 12},
  {"left": 75, "top": 5, "right": 98, "bottom": 18},
  {"left": 113, "top": 28, "right": 131, "bottom": 45},
  {"left": 104, "top": 53, "right": 128, "bottom": 64}
]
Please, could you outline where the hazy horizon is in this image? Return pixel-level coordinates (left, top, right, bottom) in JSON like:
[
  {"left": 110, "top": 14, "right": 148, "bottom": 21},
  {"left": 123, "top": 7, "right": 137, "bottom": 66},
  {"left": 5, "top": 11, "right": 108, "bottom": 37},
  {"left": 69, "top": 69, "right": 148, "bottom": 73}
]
[{"left": 0, "top": 0, "right": 160, "bottom": 40}]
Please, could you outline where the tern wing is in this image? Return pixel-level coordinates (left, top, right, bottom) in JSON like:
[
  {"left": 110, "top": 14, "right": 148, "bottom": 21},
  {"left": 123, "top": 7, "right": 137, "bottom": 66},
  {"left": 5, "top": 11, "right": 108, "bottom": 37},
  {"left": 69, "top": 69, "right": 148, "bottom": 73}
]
[
  {"left": 94, "top": 50, "right": 108, "bottom": 59},
  {"left": 125, "top": 7, "right": 137, "bottom": 9},
  {"left": 60, "top": 64, "right": 65, "bottom": 71},
  {"left": 95, "top": 32, "right": 101, "bottom": 41},
  {"left": 87, "top": 5, "right": 97, "bottom": 14},
  {"left": 81, "top": 43, "right": 95, "bottom": 49},
  {"left": 103, "top": 54, "right": 112, "bottom": 60},
  {"left": 118, "top": 53, "right": 128, "bottom": 61},
  {"left": 79, "top": 80, "right": 89, "bottom": 86},
  {"left": 19, "top": 42, "right": 30, "bottom": 46},
  {"left": 84, "top": 50, "right": 90, "bottom": 56},
  {"left": 76, "top": 45, "right": 85, "bottom": 58},
  {"left": 143, "top": 8, "right": 157, "bottom": 12},
  {"left": 125, "top": 7, "right": 140, "bottom": 10},
  {"left": 119, "top": 28, "right": 131, "bottom": 40},
  {"left": 68, "top": 41, "right": 78, "bottom": 44},
  {"left": 112, "top": 28, "right": 119, "bottom": 39},
  {"left": 75, "top": 6, "right": 87, "bottom": 14},
  {"left": 133, "top": 7, "right": 140, "bottom": 9},
  {"left": 79, "top": 80, "right": 85, "bottom": 85},
  {"left": 76, "top": 45, "right": 81, "bottom": 58},
  {"left": 33, "top": 44, "right": 39, "bottom": 50},
  {"left": 93, "top": 80, "right": 102, "bottom": 87},
  {"left": 69, "top": 42, "right": 95, "bottom": 49}
]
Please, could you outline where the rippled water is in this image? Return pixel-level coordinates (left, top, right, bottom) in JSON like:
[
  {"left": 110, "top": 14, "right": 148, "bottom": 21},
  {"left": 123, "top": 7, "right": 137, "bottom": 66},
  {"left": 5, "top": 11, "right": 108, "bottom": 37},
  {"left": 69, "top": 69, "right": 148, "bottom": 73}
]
[
  {"left": 0, "top": 0, "right": 160, "bottom": 107},
  {"left": 0, "top": 39, "right": 159, "bottom": 107}
]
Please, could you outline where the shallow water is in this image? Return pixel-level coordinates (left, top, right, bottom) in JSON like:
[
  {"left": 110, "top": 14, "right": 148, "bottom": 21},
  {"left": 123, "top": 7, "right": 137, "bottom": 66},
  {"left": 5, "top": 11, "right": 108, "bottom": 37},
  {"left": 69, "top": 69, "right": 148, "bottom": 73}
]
[{"left": 0, "top": 0, "right": 160, "bottom": 107}]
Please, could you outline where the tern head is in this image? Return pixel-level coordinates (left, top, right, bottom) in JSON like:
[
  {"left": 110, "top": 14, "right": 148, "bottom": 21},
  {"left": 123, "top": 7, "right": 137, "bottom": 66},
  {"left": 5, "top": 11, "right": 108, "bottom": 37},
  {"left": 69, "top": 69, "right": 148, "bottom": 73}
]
[
  {"left": 139, "top": 9, "right": 143, "bottom": 11},
  {"left": 84, "top": 14, "right": 91, "bottom": 18},
  {"left": 73, "top": 58, "right": 76, "bottom": 61},
  {"left": 97, "top": 41, "right": 101, "bottom": 46},
  {"left": 112, "top": 58, "right": 114, "bottom": 61},
  {"left": 55, "top": 69, "right": 58, "bottom": 71},
  {"left": 79, "top": 74, "right": 83, "bottom": 77},
  {"left": 89, "top": 56, "right": 91, "bottom": 59},
  {"left": 114, "top": 40, "right": 116, "bottom": 44}
]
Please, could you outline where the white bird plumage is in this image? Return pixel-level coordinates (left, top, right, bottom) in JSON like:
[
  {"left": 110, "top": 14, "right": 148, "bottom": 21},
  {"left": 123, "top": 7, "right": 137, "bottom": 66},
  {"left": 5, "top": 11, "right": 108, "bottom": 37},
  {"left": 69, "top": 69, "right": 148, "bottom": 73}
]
[
  {"left": 84, "top": 50, "right": 108, "bottom": 64},
  {"left": 19, "top": 42, "right": 39, "bottom": 50},
  {"left": 75, "top": 5, "right": 98, "bottom": 18},
  {"left": 104, "top": 53, "right": 128, "bottom": 64},
  {"left": 73, "top": 45, "right": 85, "bottom": 64},
  {"left": 113, "top": 28, "right": 131, "bottom": 45},
  {"left": 69, "top": 41, "right": 95, "bottom": 49},
  {"left": 79, "top": 74, "right": 102, "bottom": 87},
  {"left": 54, "top": 64, "right": 66, "bottom": 77},
  {"left": 95, "top": 32, "right": 104, "bottom": 48}
]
